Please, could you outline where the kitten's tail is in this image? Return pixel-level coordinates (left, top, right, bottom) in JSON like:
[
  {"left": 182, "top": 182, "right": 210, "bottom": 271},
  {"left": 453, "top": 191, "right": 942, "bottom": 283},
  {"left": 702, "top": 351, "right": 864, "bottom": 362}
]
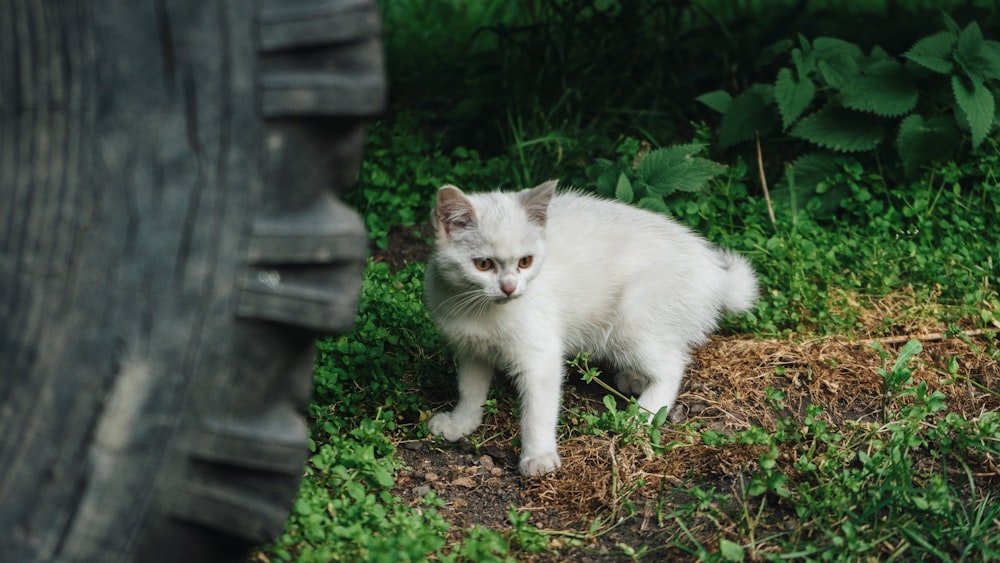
[{"left": 717, "top": 250, "right": 759, "bottom": 313}]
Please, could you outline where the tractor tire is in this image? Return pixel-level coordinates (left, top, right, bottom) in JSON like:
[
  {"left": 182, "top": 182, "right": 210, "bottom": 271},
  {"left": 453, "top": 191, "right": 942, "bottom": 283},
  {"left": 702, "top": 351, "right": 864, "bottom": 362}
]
[{"left": 0, "top": 1, "right": 385, "bottom": 561}]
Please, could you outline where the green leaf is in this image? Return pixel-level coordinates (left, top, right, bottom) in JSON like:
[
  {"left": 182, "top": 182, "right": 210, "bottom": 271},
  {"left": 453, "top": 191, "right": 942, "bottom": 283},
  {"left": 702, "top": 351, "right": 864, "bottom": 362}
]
[
  {"left": 868, "top": 45, "right": 892, "bottom": 64},
  {"left": 650, "top": 406, "right": 669, "bottom": 427},
  {"left": 790, "top": 105, "right": 886, "bottom": 152},
  {"left": 637, "top": 196, "right": 670, "bottom": 214},
  {"left": 982, "top": 41, "right": 1000, "bottom": 79},
  {"left": 719, "top": 539, "right": 745, "bottom": 562},
  {"left": 896, "top": 114, "right": 960, "bottom": 176},
  {"left": 638, "top": 146, "right": 727, "bottom": 195},
  {"left": 891, "top": 339, "right": 923, "bottom": 374},
  {"left": 904, "top": 31, "right": 956, "bottom": 74},
  {"left": 778, "top": 151, "right": 852, "bottom": 218},
  {"left": 957, "top": 21, "right": 984, "bottom": 60},
  {"left": 372, "top": 465, "right": 395, "bottom": 488},
  {"left": 614, "top": 173, "right": 634, "bottom": 204},
  {"left": 637, "top": 147, "right": 687, "bottom": 190},
  {"left": 594, "top": 159, "right": 624, "bottom": 198},
  {"left": 790, "top": 37, "right": 815, "bottom": 78},
  {"left": 719, "top": 84, "right": 778, "bottom": 147},
  {"left": 955, "top": 22, "right": 993, "bottom": 83},
  {"left": 696, "top": 90, "right": 732, "bottom": 114},
  {"left": 345, "top": 481, "right": 366, "bottom": 502},
  {"left": 775, "top": 67, "right": 816, "bottom": 129},
  {"left": 942, "top": 12, "right": 960, "bottom": 33},
  {"left": 813, "top": 37, "right": 864, "bottom": 88},
  {"left": 701, "top": 430, "right": 725, "bottom": 446},
  {"left": 995, "top": 88, "right": 1000, "bottom": 126},
  {"left": 788, "top": 152, "right": 840, "bottom": 189},
  {"left": 603, "top": 395, "right": 617, "bottom": 413},
  {"left": 669, "top": 158, "right": 728, "bottom": 193},
  {"left": 840, "top": 59, "right": 918, "bottom": 117},
  {"left": 952, "top": 75, "right": 995, "bottom": 147},
  {"left": 814, "top": 37, "right": 864, "bottom": 60}
]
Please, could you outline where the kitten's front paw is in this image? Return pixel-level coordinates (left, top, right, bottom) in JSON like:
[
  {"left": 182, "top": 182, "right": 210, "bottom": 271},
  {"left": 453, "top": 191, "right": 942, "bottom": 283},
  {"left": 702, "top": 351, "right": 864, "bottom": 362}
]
[
  {"left": 519, "top": 451, "right": 562, "bottom": 476},
  {"left": 427, "top": 411, "right": 480, "bottom": 441}
]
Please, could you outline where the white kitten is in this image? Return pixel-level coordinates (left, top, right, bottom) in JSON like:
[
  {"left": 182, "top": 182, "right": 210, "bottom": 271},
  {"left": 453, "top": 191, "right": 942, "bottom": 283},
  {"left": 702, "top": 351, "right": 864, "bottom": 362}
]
[{"left": 424, "top": 180, "right": 757, "bottom": 476}]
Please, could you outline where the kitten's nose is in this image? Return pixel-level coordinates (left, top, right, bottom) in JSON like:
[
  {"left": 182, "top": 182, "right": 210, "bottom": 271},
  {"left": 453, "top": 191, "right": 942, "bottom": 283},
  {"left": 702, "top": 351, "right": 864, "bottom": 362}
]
[{"left": 500, "top": 283, "right": 516, "bottom": 296}]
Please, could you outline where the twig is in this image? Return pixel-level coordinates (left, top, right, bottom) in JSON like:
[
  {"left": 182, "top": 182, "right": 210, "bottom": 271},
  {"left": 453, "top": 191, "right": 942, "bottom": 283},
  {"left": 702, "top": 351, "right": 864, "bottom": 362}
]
[
  {"left": 858, "top": 329, "right": 994, "bottom": 346},
  {"left": 755, "top": 131, "right": 776, "bottom": 228}
]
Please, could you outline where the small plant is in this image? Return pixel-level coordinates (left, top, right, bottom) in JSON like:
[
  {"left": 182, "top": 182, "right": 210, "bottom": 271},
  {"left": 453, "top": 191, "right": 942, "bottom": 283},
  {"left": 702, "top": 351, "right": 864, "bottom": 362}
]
[
  {"left": 507, "top": 508, "right": 551, "bottom": 554},
  {"left": 875, "top": 338, "right": 924, "bottom": 416},
  {"left": 565, "top": 354, "right": 671, "bottom": 452},
  {"left": 445, "top": 526, "right": 517, "bottom": 563},
  {"left": 586, "top": 138, "right": 728, "bottom": 214}
]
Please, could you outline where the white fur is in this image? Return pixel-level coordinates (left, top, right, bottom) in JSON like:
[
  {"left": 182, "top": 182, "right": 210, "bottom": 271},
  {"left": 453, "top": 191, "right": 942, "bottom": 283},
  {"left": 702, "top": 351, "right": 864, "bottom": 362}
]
[{"left": 425, "top": 181, "right": 758, "bottom": 476}]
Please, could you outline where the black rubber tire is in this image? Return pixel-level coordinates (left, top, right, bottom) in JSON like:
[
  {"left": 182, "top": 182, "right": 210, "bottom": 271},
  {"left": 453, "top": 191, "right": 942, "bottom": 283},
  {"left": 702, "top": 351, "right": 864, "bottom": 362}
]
[{"left": 0, "top": 1, "right": 384, "bottom": 561}]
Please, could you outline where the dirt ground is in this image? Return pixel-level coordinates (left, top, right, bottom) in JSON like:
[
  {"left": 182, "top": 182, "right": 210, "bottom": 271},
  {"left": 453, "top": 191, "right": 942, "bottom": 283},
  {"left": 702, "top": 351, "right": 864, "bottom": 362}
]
[{"left": 378, "top": 224, "right": 1000, "bottom": 561}]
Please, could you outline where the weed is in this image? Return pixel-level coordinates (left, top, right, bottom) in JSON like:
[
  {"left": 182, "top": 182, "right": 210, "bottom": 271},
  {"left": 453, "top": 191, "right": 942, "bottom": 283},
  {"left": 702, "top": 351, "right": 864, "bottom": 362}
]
[
  {"left": 587, "top": 138, "right": 728, "bottom": 215},
  {"left": 443, "top": 526, "right": 515, "bottom": 563},
  {"left": 565, "top": 354, "right": 670, "bottom": 452}
]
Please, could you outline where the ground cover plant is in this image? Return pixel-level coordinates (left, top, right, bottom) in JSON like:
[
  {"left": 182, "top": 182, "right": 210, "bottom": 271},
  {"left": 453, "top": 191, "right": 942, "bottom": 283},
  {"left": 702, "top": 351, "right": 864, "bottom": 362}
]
[{"left": 252, "top": 2, "right": 999, "bottom": 561}]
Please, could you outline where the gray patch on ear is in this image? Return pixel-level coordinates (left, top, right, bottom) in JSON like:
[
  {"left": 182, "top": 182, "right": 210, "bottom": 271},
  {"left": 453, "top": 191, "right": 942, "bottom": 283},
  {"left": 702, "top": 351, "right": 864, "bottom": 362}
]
[
  {"left": 436, "top": 185, "right": 477, "bottom": 235},
  {"left": 520, "top": 180, "right": 557, "bottom": 226}
]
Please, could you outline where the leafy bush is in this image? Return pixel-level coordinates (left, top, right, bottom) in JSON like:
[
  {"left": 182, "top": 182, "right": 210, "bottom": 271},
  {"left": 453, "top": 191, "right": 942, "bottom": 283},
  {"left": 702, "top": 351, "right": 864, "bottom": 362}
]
[
  {"left": 586, "top": 137, "right": 728, "bottom": 215},
  {"left": 698, "top": 13, "right": 1000, "bottom": 193}
]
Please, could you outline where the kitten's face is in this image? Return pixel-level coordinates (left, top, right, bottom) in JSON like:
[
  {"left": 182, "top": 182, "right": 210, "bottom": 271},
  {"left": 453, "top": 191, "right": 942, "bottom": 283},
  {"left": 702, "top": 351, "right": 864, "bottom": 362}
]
[{"left": 431, "top": 182, "right": 556, "bottom": 305}]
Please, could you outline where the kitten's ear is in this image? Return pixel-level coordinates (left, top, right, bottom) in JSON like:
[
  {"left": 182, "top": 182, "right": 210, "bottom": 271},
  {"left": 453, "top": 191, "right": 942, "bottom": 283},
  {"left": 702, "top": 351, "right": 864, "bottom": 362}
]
[
  {"left": 435, "top": 185, "right": 477, "bottom": 238},
  {"left": 521, "top": 180, "right": 558, "bottom": 226}
]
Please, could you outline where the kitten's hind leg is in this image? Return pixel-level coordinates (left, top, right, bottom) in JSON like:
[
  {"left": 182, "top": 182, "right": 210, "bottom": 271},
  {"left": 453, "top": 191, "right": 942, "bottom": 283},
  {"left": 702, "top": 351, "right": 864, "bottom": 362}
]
[
  {"left": 626, "top": 342, "right": 691, "bottom": 422},
  {"left": 614, "top": 370, "right": 648, "bottom": 397},
  {"left": 428, "top": 354, "right": 493, "bottom": 441}
]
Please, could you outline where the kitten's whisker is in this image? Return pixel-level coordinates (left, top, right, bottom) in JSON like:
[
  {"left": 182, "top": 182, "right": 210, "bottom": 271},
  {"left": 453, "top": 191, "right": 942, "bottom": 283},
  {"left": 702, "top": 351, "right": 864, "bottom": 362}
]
[{"left": 432, "top": 288, "right": 490, "bottom": 320}]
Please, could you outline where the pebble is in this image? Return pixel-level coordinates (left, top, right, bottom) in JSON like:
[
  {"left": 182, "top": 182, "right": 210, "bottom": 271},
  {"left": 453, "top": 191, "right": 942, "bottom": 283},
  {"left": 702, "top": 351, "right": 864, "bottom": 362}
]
[
  {"left": 477, "top": 455, "right": 495, "bottom": 471},
  {"left": 412, "top": 485, "right": 431, "bottom": 497},
  {"left": 452, "top": 477, "right": 476, "bottom": 488}
]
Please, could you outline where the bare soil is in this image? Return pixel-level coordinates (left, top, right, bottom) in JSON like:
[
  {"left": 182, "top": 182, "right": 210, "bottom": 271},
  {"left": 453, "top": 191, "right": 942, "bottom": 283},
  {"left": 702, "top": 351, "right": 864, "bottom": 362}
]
[{"left": 380, "top": 224, "right": 1000, "bottom": 561}]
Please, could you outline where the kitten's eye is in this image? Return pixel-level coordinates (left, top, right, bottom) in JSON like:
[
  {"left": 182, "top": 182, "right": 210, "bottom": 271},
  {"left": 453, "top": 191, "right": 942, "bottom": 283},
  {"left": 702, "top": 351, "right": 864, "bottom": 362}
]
[
  {"left": 518, "top": 256, "right": 533, "bottom": 268},
  {"left": 473, "top": 258, "right": 495, "bottom": 271}
]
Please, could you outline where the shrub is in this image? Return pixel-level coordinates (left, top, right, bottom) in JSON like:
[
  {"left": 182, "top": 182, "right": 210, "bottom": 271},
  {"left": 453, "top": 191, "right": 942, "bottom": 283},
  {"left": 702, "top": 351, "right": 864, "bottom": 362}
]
[{"left": 698, "top": 13, "right": 1000, "bottom": 195}]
